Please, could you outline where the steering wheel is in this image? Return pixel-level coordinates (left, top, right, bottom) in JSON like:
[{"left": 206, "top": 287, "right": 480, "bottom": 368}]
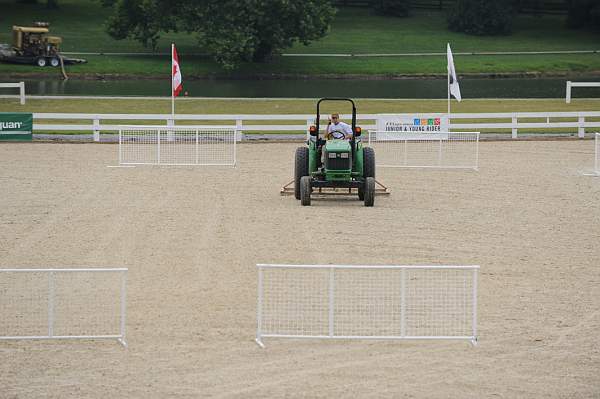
[{"left": 326, "top": 130, "right": 346, "bottom": 140}]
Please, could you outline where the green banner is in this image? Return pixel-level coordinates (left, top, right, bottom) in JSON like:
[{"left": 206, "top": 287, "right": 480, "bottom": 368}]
[{"left": 0, "top": 112, "right": 33, "bottom": 141}]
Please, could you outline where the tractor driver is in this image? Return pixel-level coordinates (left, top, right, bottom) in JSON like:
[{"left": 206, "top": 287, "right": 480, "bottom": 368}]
[{"left": 326, "top": 113, "right": 353, "bottom": 140}]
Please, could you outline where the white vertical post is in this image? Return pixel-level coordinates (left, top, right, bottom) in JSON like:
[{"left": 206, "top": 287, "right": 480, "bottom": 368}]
[
  {"left": 157, "top": 129, "right": 161, "bottom": 164},
  {"left": 472, "top": 268, "right": 478, "bottom": 345},
  {"left": 256, "top": 266, "right": 264, "bottom": 348},
  {"left": 595, "top": 133, "right": 599, "bottom": 174},
  {"left": 19, "top": 81, "right": 25, "bottom": 105},
  {"left": 48, "top": 271, "right": 54, "bottom": 338},
  {"left": 118, "top": 129, "right": 122, "bottom": 165},
  {"left": 475, "top": 133, "right": 480, "bottom": 171},
  {"left": 93, "top": 118, "right": 100, "bottom": 142},
  {"left": 566, "top": 81, "right": 572, "bottom": 103},
  {"left": 236, "top": 119, "right": 243, "bottom": 142},
  {"left": 404, "top": 139, "right": 408, "bottom": 166},
  {"left": 195, "top": 129, "right": 199, "bottom": 164},
  {"left": 328, "top": 267, "right": 334, "bottom": 338},
  {"left": 400, "top": 268, "right": 406, "bottom": 337},
  {"left": 119, "top": 271, "right": 127, "bottom": 347},
  {"left": 512, "top": 116, "right": 518, "bottom": 139},
  {"left": 578, "top": 116, "right": 585, "bottom": 138},
  {"left": 171, "top": 43, "right": 175, "bottom": 120}
]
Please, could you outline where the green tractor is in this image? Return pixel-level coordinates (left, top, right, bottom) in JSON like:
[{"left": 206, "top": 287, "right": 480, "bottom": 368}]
[{"left": 294, "top": 98, "right": 376, "bottom": 206}]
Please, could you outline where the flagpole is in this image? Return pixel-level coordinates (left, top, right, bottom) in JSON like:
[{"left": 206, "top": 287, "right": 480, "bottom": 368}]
[
  {"left": 447, "top": 68, "right": 450, "bottom": 114},
  {"left": 447, "top": 43, "right": 450, "bottom": 115},
  {"left": 171, "top": 43, "right": 175, "bottom": 121}
]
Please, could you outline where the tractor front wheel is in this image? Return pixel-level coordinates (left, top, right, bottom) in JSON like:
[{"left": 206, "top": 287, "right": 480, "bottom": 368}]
[
  {"left": 363, "top": 147, "right": 375, "bottom": 179},
  {"left": 49, "top": 57, "right": 60, "bottom": 67},
  {"left": 300, "top": 176, "right": 312, "bottom": 206},
  {"left": 35, "top": 57, "right": 47, "bottom": 67},
  {"left": 294, "top": 147, "right": 309, "bottom": 200},
  {"left": 364, "top": 177, "right": 375, "bottom": 207}
]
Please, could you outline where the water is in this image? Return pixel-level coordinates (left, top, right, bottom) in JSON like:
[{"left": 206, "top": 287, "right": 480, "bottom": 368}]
[{"left": 9, "top": 77, "right": 600, "bottom": 98}]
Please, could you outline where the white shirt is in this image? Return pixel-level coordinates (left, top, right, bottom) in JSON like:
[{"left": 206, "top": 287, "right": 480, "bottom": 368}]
[{"left": 327, "top": 121, "right": 353, "bottom": 139}]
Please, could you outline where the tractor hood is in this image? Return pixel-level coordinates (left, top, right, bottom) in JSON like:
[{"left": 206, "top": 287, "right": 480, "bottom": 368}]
[{"left": 325, "top": 139, "right": 351, "bottom": 153}]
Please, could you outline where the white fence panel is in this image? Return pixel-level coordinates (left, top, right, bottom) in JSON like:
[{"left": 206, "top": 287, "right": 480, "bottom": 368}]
[
  {"left": 566, "top": 81, "right": 600, "bottom": 103},
  {"left": 0, "top": 82, "right": 25, "bottom": 104},
  {"left": 0, "top": 268, "right": 127, "bottom": 346},
  {"left": 119, "top": 126, "right": 236, "bottom": 166},
  {"left": 368, "top": 131, "right": 479, "bottom": 170},
  {"left": 256, "top": 264, "right": 478, "bottom": 347}
]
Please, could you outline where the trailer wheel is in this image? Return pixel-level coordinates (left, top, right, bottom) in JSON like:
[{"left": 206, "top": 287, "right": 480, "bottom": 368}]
[
  {"left": 49, "top": 57, "right": 60, "bottom": 67},
  {"left": 36, "top": 57, "right": 47, "bottom": 67}
]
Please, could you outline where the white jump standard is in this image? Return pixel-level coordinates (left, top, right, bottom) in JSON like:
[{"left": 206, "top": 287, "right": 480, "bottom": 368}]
[{"left": 255, "top": 264, "right": 479, "bottom": 347}]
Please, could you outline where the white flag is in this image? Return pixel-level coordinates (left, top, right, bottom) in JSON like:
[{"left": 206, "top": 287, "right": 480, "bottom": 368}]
[{"left": 447, "top": 43, "right": 461, "bottom": 102}]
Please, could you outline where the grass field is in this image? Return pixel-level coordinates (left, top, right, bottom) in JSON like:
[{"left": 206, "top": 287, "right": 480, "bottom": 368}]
[
  {"left": 2, "top": 97, "right": 599, "bottom": 115},
  {"left": 0, "top": 1, "right": 599, "bottom": 76}
]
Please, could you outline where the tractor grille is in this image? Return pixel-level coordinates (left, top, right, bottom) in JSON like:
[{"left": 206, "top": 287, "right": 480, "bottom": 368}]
[{"left": 326, "top": 156, "right": 350, "bottom": 170}]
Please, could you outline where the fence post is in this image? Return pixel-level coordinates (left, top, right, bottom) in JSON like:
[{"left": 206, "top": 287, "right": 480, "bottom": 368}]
[
  {"left": 512, "top": 116, "right": 518, "bottom": 139},
  {"left": 329, "top": 267, "right": 335, "bottom": 338},
  {"left": 400, "top": 268, "right": 406, "bottom": 337},
  {"left": 236, "top": 119, "right": 243, "bottom": 142},
  {"left": 48, "top": 271, "right": 54, "bottom": 338},
  {"left": 119, "top": 270, "right": 127, "bottom": 347},
  {"left": 578, "top": 116, "right": 585, "bottom": 138},
  {"left": 19, "top": 81, "right": 25, "bottom": 105},
  {"left": 566, "top": 81, "right": 572, "bottom": 103},
  {"left": 93, "top": 118, "right": 100, "bottom": 142}
]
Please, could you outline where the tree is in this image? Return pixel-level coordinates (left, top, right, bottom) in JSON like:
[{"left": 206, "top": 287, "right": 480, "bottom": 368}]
[
  {"left": 566, "top": 0, "right": 600, "bottom": 29},
  {"left": 371, "top": 0, "right": 411, "bottom": 17},
  {"left": 102, "top": 0, "right": 336, "bottom": 69},
  {"left": 447, "top": 0, "right": 514, "bottom": 35}
]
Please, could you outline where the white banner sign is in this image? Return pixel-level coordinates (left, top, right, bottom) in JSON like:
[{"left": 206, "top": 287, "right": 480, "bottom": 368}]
[{"left": 377, "top": 114, "right": 448, "bottom": 132}]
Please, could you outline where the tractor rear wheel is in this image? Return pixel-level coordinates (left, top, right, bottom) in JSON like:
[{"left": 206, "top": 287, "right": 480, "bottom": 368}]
[
  {"left": 364, "top": 177, "right": 375, "bottom": 207},
  {"left": 300, "top": 176, "right": 312, "bottom": 206},
  {"left": 49, "top": 57, "right": 60, "bottom": 67},
  {"left": 363, "top": 147, "right": 376, "bottom": 179},
  {"left": 36, "top": 57, "right": 47, "bottom": 67},
  {"left": 294, "top": 147, "right": 309, "bottom": 200}
]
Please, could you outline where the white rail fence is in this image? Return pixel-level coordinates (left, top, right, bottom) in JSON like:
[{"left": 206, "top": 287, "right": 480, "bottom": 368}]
[
  {"left": 368, "top": 131, "right": 479, "bottom": 169},
  {"left": 30, "top": 111, "right": 600, "bottom": 141},
  {"left": 0, "top": 82, "right": 25, "bottom": 105},
  {"left": 0, "top": 268, "right": 127, "bottom": 347},
  {"left": 255, "top": 264, "right": 479, "bottom": 348},
  {"left": 566, "top": 81, "right": 600, "bottom": 103},
  {"left": 119, "top": 126, "right": 236, "bottom": 166}
]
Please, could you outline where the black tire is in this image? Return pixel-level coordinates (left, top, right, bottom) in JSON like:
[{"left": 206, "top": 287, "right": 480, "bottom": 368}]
[
  {"left": 363, "top": 146, "right": 376, "bottom": 179},
  {"left": 294, "top": 147, "right": 309, "bottom": 200},
  {"left": 300, "top": 176, "right": 312, "bottom": 206},
  {"left": 364, "top": 177, "right": 375, "bottom": 207},
  {"left": 36, "top": 57, "right": 47, "bottom": 67},
  {"left": 49, "top": 57, "right": 60, "bottom": 67},
  {"left": 358, "top": 183, "right": 364, "bottom": 200}
]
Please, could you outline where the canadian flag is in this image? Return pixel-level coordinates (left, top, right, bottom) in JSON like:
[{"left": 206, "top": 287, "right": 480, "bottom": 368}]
[{"left": 172, "top": 44, "right": 183, "bottom": 97}]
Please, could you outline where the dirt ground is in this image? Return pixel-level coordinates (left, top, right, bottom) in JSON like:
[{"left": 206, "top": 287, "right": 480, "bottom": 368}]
[{"left": 0, "top": 140, "right": 599, "bottom": 398}]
